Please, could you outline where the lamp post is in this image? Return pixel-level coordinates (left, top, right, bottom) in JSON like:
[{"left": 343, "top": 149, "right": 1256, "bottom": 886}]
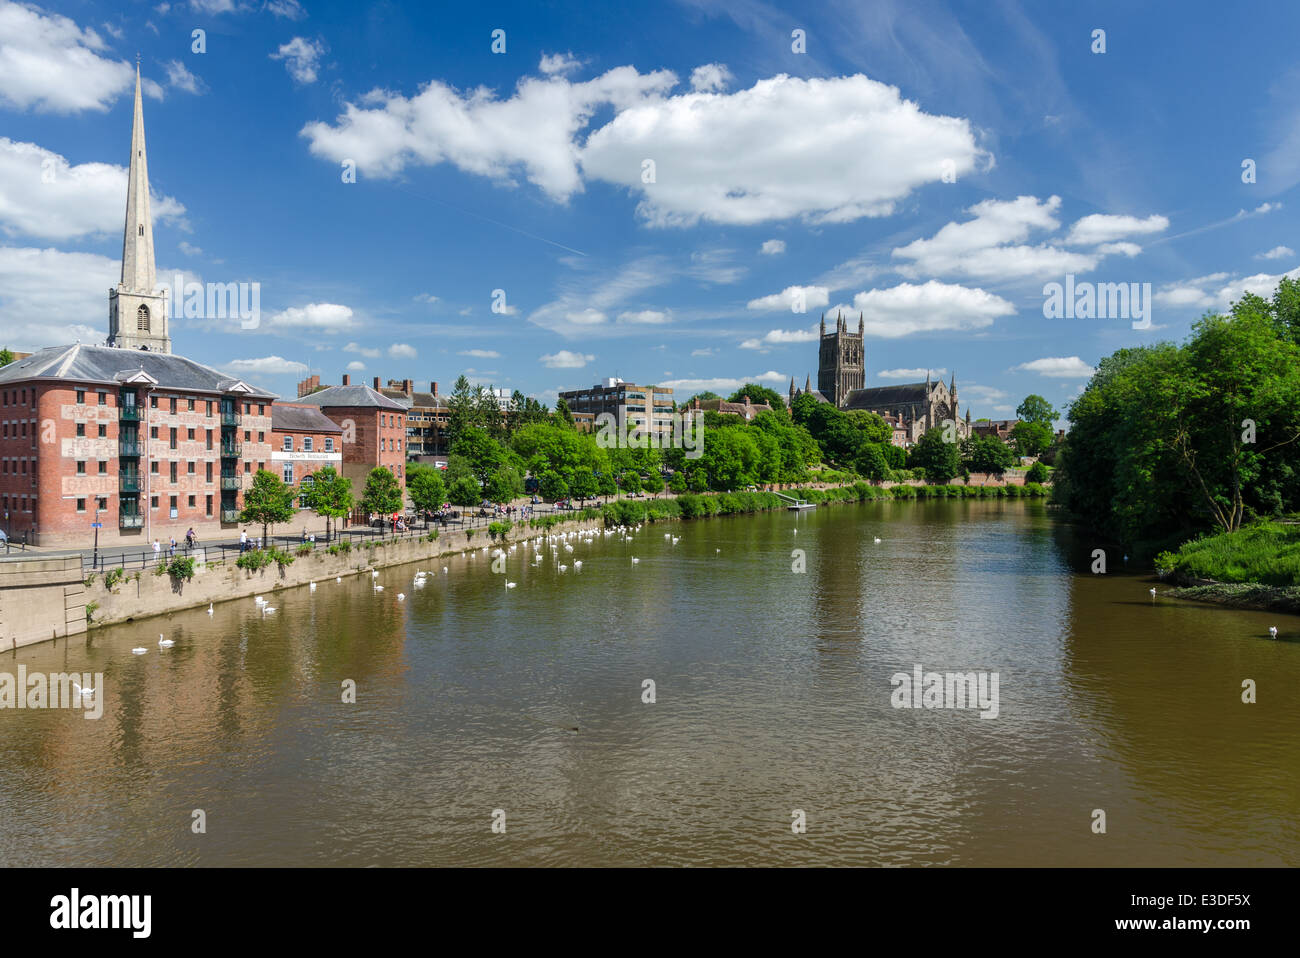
[{"left": 92, "top": 503, "right": 102, "bottom": 570}]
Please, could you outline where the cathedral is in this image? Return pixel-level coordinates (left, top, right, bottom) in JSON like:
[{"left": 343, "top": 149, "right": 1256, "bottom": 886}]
[{"left": 789, "top": 311, "right": 971, "bottom": 446}]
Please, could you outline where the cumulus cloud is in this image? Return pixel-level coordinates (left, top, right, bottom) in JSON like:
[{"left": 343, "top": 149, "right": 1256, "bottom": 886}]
[
  {"left": 539, "top": 52, "right": 581, "bottom": 76},
  {"left": 178, "top": 240, "right": 202, "bottom": 256},
  {"left": 223, "top": 356, "right": 309, "bottom": 376},
  {"left": 389, "top": 342, "right": 417, "bottom": 358},
  {"left": 268, "top": 303, "right": 353, "bottom": 330},
  {"left": 689, "top": 63, "right": 732, "bottom": 92},
  {"left": 829, "top": 281, "right": 1014, "bottom": 338},
  {"left": 1156, "top": 266, "right": 1300, "bottom": 311},
  {"left": 0, "top": 245, "right": 116, "bottom": 343},
  {"left": 540, "top": 349, "right": 595, "bottom": 368},
  {"left": 1014, "top": 356, "right": 1096, "bottom": 378},
  {"left": 0, "top": 2, "right": 135, "bottom": 113},
  {"left": 1258, "top": 245, "right": 1295, "bottom": 260},
  {"left": 658, "top": 371, "right": 787, "bottom": 396},
  {"left": 760, "top": 239, "right": 786, "bottom": 255},
  {"left": 302, "top": 67, "right": 986, "bottom": 226},
  {"left": 164, "top": 59, "right": 202, "bottom": 94},
  {"left": 616, "top": 309, "right": 670, "bottom": 324},
  {"left": 740, "top": 327, "right": 818, "bottom": 351},
  {"left": 893, "top": 195, "right": 1098, "bottom": 282},
  {"left": 746, "top": 285, "right": 830, "bottom": 312},
  {"left": 459, "top": 349, "right": 501, "bottom": 358},
  {"left": 345, "top": 360, "right": 365, "bottom": 371},
  {"left": 1064, "top": 212, "right": 1168, "bottom": 246},
  {"left": 343, "top": 341, "right": 379, "bottom": 358},
  {"left": 0, "top": 138, "right": 187, "bottom": 241},
  {"left": 271, "top": 36, "right": 326, "bottom": 84}
]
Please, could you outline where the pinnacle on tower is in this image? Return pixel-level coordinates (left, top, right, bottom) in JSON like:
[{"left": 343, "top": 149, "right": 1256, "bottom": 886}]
[
  {"left": 121, "top": 60, "right": 155, "bottom": 294},
  {"left": 858, "top": 311, "right": 864, "bottom": 335}
]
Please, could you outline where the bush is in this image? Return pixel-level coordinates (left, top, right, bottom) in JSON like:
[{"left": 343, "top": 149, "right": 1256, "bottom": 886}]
[
  {"left": 1026, "top": 461, "right": 1050, "bottom": 484},
  {"left": 105, "top": 566, "right": 126, "bottom": 591},
  {"left": 488, "top": 520, "right": 513, "bottom": 540},
  {"left": 166, "top": 556, "right": 197, "bottom": 581},
  {"left": 83, "top": 572, "right": 97, "bottom": 587},
  {"left": 85, "top": 600, "right": 99, "bottom": 624},
  {"left": 327, "top": 541, "right": 352, "bottom": 556},
  {"left": 267, "top": 546, "right": 295, "bottom": 570},
  {"left": 236, "top": 550, "right": 273, "bottom": 571},
  {"left": 295, "top": 543, "right": 313, "bottom": 557}
]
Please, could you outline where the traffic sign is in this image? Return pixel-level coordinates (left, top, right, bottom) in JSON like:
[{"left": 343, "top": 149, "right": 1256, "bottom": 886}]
[{"left": 90, "top": 522, "right": 103, "bottom": 528}]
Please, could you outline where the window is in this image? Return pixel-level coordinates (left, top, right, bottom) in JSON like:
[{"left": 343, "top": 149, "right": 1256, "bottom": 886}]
[
  {"left": 169, "top": 428, "right": 177, "bottom": 450},
  {"left": 76, "top": 498, "right": 86, "bottom": 512},
  {"left": 205, "top": 462, "right": 212, "bottom": 482},
  {"left": 303, "top": 437, "right": 313, "bottom": 452},
  {"left": 169, "top": 495, "right": 177, "bottom": 516},
  {"left": 150, "top": 395, "right": 158, "bottom": 408},
  {"left": 97, "top": 424, "right": 106, "bottom": 438},
  {"left": 76, "top": 389, "right": 85, "bottom": 404},
  {"left": 187, "top": 428, "right": 195, "bottom": 441},
  {"left": 97, "top": 391, "right": 106, "bottom": 406},
  {"left": 324, "top": 438, "right": 334, "bottom": 452},
  {"left": 76, "top": 460, "right": 86, "bottom": 475},
  {"left": 76, "top": 423, "right": 85, "bottom": 437},
  {"left": 169, "top": 398, "right": 176, "bottom": 415},
  {"left": 188, "top": 495, "right": 195, "bottom": 508},
  {"left": 243, "top": 403, "right": 249, "bottom": 415},
  {"left": 187, "top": 398, "right": 195, "bottom": 411},
  {"left": 206, "top": 401, "right": 213, "bottom": 417},
  {"left": 97, "top": 461, "right": 107, "bottom": 475},
  {"left": 206, "top": 495, "right": 213, "bottom": 516},
  {"left": 151, "top": 495, "right": 159, "bottom": 510},
  {"left": 187, "top": 461, "right": 195, "bottom": 475},
  {"left": 137, "top": 304, "right": 150, "bottom": 330},
  {"left": 169, "top": 462, "right": 177, "bottom": 483},
  {"left": 244, "top": 461, "right": 250, "bottom": 474},
  {"left": 97, "top": 497, "right": 107, "bottom": 511},
  {"left": 205, "top": 429, "right": 212, "bottom": 450},
  {"left": 258, "top": 431, "right": 264, "bottom": 443},
  {"left": 258, "top": 404, "right": 265, "bottom": 416},
  {"left": 151, "top": 461, "right": 159, "bottom": 474},
  {"left": 283, "top": 436, "right": 293, "bottom": 452},
  {"left": 244, "top": 430, "right": 250, "bottom": 441},
  {"left": 381, "top": 438, "right": 386, "bottom": 451},
  {"left": 397, "top": 439, "right": 401, "bottom": 452},
  {"left": 283, "top": 462, "right": 294, "bottom": 484},
  {"left": 151, "top": 427, "right": 159, "bottom": 440}
]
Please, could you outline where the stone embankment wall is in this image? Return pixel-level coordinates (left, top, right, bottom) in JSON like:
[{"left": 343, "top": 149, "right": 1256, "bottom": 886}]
[{"left": 0, "top": 556, "right": 86, "bottom": 651}]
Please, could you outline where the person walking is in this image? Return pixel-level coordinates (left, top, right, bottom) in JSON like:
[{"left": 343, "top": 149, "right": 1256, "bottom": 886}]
[
  {"left": 152, "top": 538, "right": 161, "bottom": 560},
  {"left": 239, "top": 529, "right": 248, "bottom": 553},
  {"left": 169, "top": 536, "right": 176, "bottom": 557}
]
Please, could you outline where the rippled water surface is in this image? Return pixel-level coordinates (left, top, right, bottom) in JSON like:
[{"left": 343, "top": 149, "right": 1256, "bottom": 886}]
[{"left": 2, "top": 500, "right": 1297, "bottom": 866}]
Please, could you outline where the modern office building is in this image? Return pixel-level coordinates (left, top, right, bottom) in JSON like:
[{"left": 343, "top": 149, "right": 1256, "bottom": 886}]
[{"left": 558, "top": 379, "right": 674, "bottom": 438}]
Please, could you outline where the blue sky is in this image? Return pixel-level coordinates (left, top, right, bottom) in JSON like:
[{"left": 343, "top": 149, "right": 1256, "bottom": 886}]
[{"left": 2, "top": 0, "right": 1299, "bottom": 420}]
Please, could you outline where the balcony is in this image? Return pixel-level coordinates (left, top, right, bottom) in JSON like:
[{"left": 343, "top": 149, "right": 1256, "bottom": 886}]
[
  {"left": 220, "top": 475, "right": 241, "bottom": 490},
  {"left": 220, "top": 508, "right": 240, "bottom": 523},
  {"left": 119, "top": 474, "right": 142, "bottom": 492},
  {"left": 119, "top": 405, "right": 142, "bottom": 421},
  {"left": 119, "top": 513, "right": 144, "bottom": 529},
  {"left": 220, "top": 410, "right": 240, "bottom": 427},
  {"left": 220, "top": 442, "right": 242, "bottom": 458},
  {"left": 118, "top": 439, "right": 142, "bottom": 456}
]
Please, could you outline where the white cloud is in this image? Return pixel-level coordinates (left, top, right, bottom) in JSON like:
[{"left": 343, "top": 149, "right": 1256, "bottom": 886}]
[
  {"left": 584, "top": 73, "right": 988, "bottom": 227},
  {"left": 414, "top": 292, "right": 439, "bottom": 303},
  {"left": 746, "top": 285, "right": 830, "bottom": 312},
  {"left": 271, "top": 36, "right": 326, "bottom": 84},
  {"left": 343, "top": 341, "right": 380, "bottom": 358},
  {"left": 269, "top": 303, "right": 353, "bottom": 330},
  {"left": 1096, "top": 241, "right": 1142, "bottom": 257},
  {"left": 760, "top": 239, "right": 786, "bottom": 256},
  {"left": 163, "top": 59, "right": 201, "bottom": 94},
  {"left": 178, "top": 240, "right": 202, "bottom": 256},
  {"left": 345, "top": 360, "right": 365, "bottom": 371},
  {"left": 1014, "top": 356, "right": 1096, "bottom": 378},
  {"left": 0, "top": 246, "right": 115, "bottom": 345},
  {"left": 265, "top": 0, "right": 306, "bottom": 19},
  {"left": 741, "top": 327, "right": 818, "bottom": 351},
  {"left": 691, "top": 348, "right": 715, "bottom": 357},
  {"left": 893, "top": 195, "right": 1099, "bottom": 282},
  {"left": 1064, "top": 212, "right": 1168, "bottom": 246},
  {"left": 1156, "top": 266, "right": 1300, "bottom": 311},
  {"left": 658, "top": 371, "right": 787, "bottom": 395},
  {"left": 389, "top": 342, "right": 417, "bottom": 359},
  {"left": 224, "top": 356, "right": 308, "bottom": 376},
  {"left": 303, "top": 68, "right": 985, "bottom": 227},
  {"left": 830, "top": 281, "right": 1015, "bottom": 338},
  {"left": 565, "top": 308, "right": 606, "bottom": 325},
  {"left": 689, "top": 63, "right": 732, "bottom": 92},
  {"left": 0, "top": 2, "right": 135, "bottom": 113},
  {"left": 616, "top": 309, "right": 670, "bottom": 324},
  {"left": 1258, "top": 245, "right": 1295, "bottom": 260},
  {"left": 539, "top": 52, "right": 581, "bottom": 76},
  {"left": 540, "top": 350, "right": 595, "bottom": 368},
  {"left": 458, "top": 349, "right": 501, "bottom": 358},
  {"left": 877, "top": 367, "right": 948, "bottom": 380},
  {"left": 0, "top": 137, "right": 187, "bottom": 241}
]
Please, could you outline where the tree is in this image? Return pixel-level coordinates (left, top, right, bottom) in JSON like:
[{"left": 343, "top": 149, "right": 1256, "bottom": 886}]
[
  {"left": 568, "top": 470, "right": 597, "bottom": 504},
  {"left": 642, "top": 471, "right": 665, "bottom": 496},
  {"left": 962, "top": 435, "right": 1015, "bottom": 476},
  {"left": 0, "top": 348, "right": 13, "bottom": 367},
  {"left": 1026, "top": 461, "right": 1050, "bottom": 484},
  {"left": 359, "top": 466, "right": 404, "bottom": 519},
  {"left": 1010, "top": 420, "right": 1054, "bottom": 457},
  {"left": 239, "top": 469, "right": 296, "bottom": 544},
  {"left": 553, "top": 397, "right": 575, "bottom": 428},
  {"left": 908, "top": 428, "right": 962, "bottom": 483},
  {"left": 485, "top": 463, "right": 523, "bottom": 504},
  {"left": 406, "top": 463, "right": 446, "bottom": 519},
  {"left": 618, "top": 471, "right": 642, "bottom": 494},
  {"left": 1016, "top": 394, "right": 1059, "bottom": 426},
  {"left": 726, "top": 383, "right": 787, "bottom": 413},
  {"left": 668, "top": 471, "right": 688, "bottom": 494},
  {"left": 539, "top": 469, "right": 568, "bottom": 501},
  {"left": 304, "top": 466, "right": 353, "bottom": 543},
  {"left": 686, "top": 391, "right": 721, "bottom": 404}
]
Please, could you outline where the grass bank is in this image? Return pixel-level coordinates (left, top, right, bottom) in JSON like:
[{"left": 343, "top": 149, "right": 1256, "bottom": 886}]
[{"left": 1156, "top": 521, "right": 1300, "bottom": 615}]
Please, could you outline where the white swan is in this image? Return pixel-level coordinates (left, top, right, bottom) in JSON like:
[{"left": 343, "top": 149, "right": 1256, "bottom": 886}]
[
  {"left": 1149, "top": 588, "right": 1157, "bottom": 597},
  {"left": 71, "top": 680, "right": 95, "bottom": 698},
  {"left": 631, "top": 557, "right": 639, "bottom": 564},
  {"left": 207, "top": 603, "right": 214, "bottom": 615},
  {"left": 574, "top": 560, "right": 582, "bottom": 570},
  {"left": 158, "top": 634, "right": 174, "bottom": 648},
  {"left": 873, "top": 537, "right": 881, "bottom": 544},
  {"left": 262, "top": 606, "right": 276, "bottom": 614},
  {"left": 1269, "top": 626, "right": 1279, "bottom": 639},
  {"left": 505, "top": 581, "right": 517, "bottom": 589},
  {"left": 397, "top": 593, "right": 405, "bottom": 601},
  {"left": 131, "top": 647, "right": 147, "bottom": 655},
  {"left": 309, "top": 581, "right": 317, "bottom": 591}
]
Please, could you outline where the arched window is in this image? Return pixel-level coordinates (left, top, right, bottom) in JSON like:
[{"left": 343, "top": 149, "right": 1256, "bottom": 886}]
[{"left": 136, "top": 304, "right": 150, "bottom": 331}]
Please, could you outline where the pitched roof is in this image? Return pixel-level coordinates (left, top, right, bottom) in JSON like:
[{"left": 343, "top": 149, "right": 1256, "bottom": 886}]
[
  {"left": 842, "top": 383, "right": 930, "bottom": 409},
  {"left": 271, "top": 403, "right": 343, "bottom": 433},
  {"left": 293, "top": 383, "right": 405, "bottom": 410},
  {"left": 378, "top": 388, "right": 447, "bottom": 410},
  {"left": 0, "top": 343, "right": 276, "bottom": 397}
]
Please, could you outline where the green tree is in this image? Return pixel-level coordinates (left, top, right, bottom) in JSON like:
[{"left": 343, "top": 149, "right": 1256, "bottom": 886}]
[
  {"left": 239, "top": 468, "right": 297, "bottom": 544},
  {"left": 553, "top": 397, "right": 575, "bottom": 428},
  {"left": 485, "top": 463, "right": 523, "bottom": 504},
  {"left": 1026, "top": 461, "right": 1050, "bottom": 484},
  {"left": 539, "top": 469, "right": 568, "bottom": 501},
  {"left": 642, "top": 471, "right": 665, "bottom": 496},
  {"left": 1010, "top": 420, "right": 1054, "bottom": 457},
  {"left": 908, "top": 428, "right": 962, "bottom": 483},
  {"left": 1016, "top": 394, "right": 1059, "bottom": 426},
  {"left": 406, "top": 463, "right": 447, "bottom": 518},
  {"left": 568, "top": 470, "right": 597, "bottom": 504},
  {"left": 359, "top": 466, "right": 404, "bottom": 518},
  {"left": 304, "top": 466, "right": 353, "bottom": 543},
  {"left": 726, "top": 383, "right": 787, "bottom": 413},
  {"left": 0, "top": 347, "right": 14, "bottom": 367},
  {"left": 962, "top": 435, "right": 1016, "bottom": 476},
  {"left": 618, "top": 471, "right": 642, "bottom": 494}
]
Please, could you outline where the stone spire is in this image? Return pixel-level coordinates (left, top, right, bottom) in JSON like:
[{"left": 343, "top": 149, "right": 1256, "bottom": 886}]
[
  {"left": 820, "top": 313, "right": 825, "bottom": 335},
  {"left": 858, "top": 311, "right": 864, "bottom": 335},
  {"left": 107, "top": 60, "right": 169, "bottom": 353},
  {"left": 121, "top": 60, "right": 155, "bottom": 294},
  {"left": 805, "top": 373, "right": 812, "bottom": 393}
]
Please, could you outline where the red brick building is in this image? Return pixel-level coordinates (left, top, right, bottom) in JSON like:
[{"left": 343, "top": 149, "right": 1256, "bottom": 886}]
[
  {"left": 291, "top": 375, "right": 407, "bottom": 487},
  {"left": 270, "top": 403, "right": 344, "bottom": 504}
]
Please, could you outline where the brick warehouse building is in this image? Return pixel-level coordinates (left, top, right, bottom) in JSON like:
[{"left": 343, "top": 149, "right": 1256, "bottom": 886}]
[
  {"left": 270, "top": 404, "right": 343, "bottom": 505},
  {"left": 0, "top": 65, "right": 276, "bottom": 548},
  {"left": 290, "top": 375, "right": 408, "bottom": 488}
]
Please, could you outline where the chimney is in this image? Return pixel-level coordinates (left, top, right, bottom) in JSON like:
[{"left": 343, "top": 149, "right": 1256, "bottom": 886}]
[
  {"left": 342, "top": 374, "right": 350, "bottom": 386},
  {"left": 403, "top": 379, "right": 413, "bottom": 396},
  {"left": 373, "top": 376, "right": 380, "bottom": 390},
  {"left": 431, "top": 381, "right": 439, "bottom": 396}
]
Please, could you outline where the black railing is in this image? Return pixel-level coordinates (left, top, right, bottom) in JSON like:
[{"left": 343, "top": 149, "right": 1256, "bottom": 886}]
[
  {"left": 119, "top": 475, "right": 142, "bottom": 492},
  {"left": 119, "top": 440, "right": 141, "bottom": 456},
  {"left": 220, "top": 443, "right": 242, "bottom": 457},
  {"left": 119, "top": 405, "right": 142, "bottom": 421}
]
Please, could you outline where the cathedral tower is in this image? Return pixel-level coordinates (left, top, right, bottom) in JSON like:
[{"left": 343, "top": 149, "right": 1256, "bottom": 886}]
[
  {"left": 107, "top": 61, "right": 170, "bottom": 353},
  {"left": 817, "top": 310, "right": 865, "bottom": 406}
]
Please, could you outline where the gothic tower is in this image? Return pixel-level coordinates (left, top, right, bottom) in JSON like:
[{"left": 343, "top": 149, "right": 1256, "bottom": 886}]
[
  {"left": 817, "top": 310, "right": 865, "bottom": 406},
  {"left": 107, "top": 61, "right": 170, "bottom": 353}
]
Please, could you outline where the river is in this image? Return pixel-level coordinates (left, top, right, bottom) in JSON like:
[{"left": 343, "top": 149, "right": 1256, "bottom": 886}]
[{"left": 1, "top": 499, "right": 1296, "bottom": 866}]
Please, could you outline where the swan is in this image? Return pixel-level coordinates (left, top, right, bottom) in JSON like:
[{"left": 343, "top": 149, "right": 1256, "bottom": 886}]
[
  {"left": 505, "top": 581, "right": 517, "bottom": 589},
  {"left": 262, "top": 606, "right": 276, "bottom": 614},
  {"left": 255, "top": 595, "right": 265, "bottom": 605},
  {"left": 631, "top": 557, "right": 639, "bottom": 564},
  {"left": 574, "top": 560, "right": 582, "bottom": 570},
  {"left": 309, "top": 581, "right": 317, "bottom": 591},
  {"left": 71, "top": 680, "right": 95, "bottom": 698},
  {"left": 1149, "top": 588, "right": 1156, "bottom": 597},
  {"left": 559, "top": 564, "right": 568, "bottom": 572},
  {"left": 397, "top": 593, "right": 405, "bottom": 601},
  {"left": 131, "top": 647, "right": 147, "bottom": 655},
  {"left": 442, "top": 567, "right": 448, "bottom": 573},
  {"left": 336, "top": 577, "right": 342, "bottom": 583},
  {"left": 874, "top": 537, "right": 881, "bottom": 544},
  {"left": 374, "top": 585, "right": 384, "bottom": 592},
  {"left": 207, "top": 603, "right": 214, "bottom": 615},
  {"left": 158, "top": 634, "right": 174, "bottom": 648},
  {"left": 1269, "top": 626, "right": 1279, "bottom": 639}
]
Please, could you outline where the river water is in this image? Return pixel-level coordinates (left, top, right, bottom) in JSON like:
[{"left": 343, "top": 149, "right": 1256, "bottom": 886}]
[{"left": 1, "top": 500, "right": 1296, "bottom": 866}]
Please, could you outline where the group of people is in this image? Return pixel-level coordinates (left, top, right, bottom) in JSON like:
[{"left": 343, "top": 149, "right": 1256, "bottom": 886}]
[{"left": 152, "top": 528, "right": 199, "bottom": 558}]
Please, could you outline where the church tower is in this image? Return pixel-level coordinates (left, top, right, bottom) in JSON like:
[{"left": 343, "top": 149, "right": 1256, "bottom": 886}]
[
  {"left": 107, "top": 61, "right": 170, "bottom": 353},
  {"left": 817, "top": 310, "right": 865, "bottom": 406}
]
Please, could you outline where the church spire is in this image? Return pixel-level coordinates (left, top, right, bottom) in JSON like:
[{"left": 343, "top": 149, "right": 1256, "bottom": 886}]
[
  {"left": 858, "top": 311, "right": 864, "bottom": 335},
  {"left": 121, "top": 59, "right": 155, "bottom": 294}
]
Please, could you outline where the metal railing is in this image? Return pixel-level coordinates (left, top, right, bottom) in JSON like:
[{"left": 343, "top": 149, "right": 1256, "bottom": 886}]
[
  {"left": 118, "top": 514, "right": 144, "bottom": 529},
  {"left": 118, "top": 439, "right": 142, "bottom": 456},
  {"left": 220, "top": 443, "right": 242, "bottom": 457},
  {"left": 119, "top": 475, "right": 142, "bottom": 492},
  {"left": 119, "top": 405, "right": 142, "bottom": 421},
  {"left": 220, "top": 475, "right": 241, "bottom": 490},
  {"left": 220, "top": 411, "right": 240, "bottom": 426}
]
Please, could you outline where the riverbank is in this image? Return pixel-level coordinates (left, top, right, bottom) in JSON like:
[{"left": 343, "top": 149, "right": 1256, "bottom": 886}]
[
  {"left": 1156, "top": 521, "right": 1300, "bottom": 616},
  {"left": 73, "top": 483, "right": 1048, "bottom": 633}
]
